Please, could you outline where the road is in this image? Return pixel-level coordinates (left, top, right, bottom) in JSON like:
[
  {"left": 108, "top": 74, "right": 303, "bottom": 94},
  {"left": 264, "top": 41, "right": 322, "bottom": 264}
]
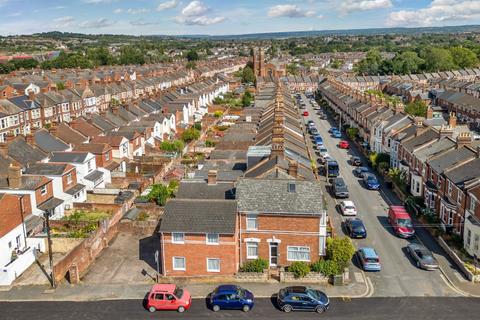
[
  {"left": 302, "top": 94, "right": 456, "bottom": 297},
  {"left": 1, "top": 298, "right": 478, "bottom": 320}
]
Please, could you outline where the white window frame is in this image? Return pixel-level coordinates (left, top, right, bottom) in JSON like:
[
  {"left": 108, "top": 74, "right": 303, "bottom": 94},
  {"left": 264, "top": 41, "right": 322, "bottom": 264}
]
[
  {"left": 206, "top": 233, "right": 219, "bottom": 245},
  {"left": 287, "top": 246, "right": 311, "bottom": 262},
  {"left": 457, "top": 189, "right": 462, "bottom": 204},
  {"left": 246, "top": 214, "right": 258, "bottom": 231},
  {"left": 171, "top": 232, "right": 185, "bottom": 244},
  {"left": 172, "top": 257, "right": 186, "bottom": 271},
  {"left": 206, "top": 258, "right": 220, "bottom": 272},
  {"left": 448, "top": 181, "right": 452, "bottom": 196},
  {"left": 246, "top": 242, "right": 259, "bottom": 259},
  {"left": 40, "top": 185, "right": 48, "bottom": 196},
  {"left": 66, "top": 173, "right": 72, "bottom": 185},
  {"left": 470, "top": 198, "right": 477, "bottom": 212}
]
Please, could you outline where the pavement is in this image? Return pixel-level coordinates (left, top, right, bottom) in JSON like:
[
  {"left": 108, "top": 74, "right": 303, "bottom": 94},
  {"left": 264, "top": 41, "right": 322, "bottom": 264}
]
[
  {"left": 1, "top": 297, "right": 479, "bottom": 320},
  {"left": 302, "top": 94, "right": 476, "bottom": 297}
]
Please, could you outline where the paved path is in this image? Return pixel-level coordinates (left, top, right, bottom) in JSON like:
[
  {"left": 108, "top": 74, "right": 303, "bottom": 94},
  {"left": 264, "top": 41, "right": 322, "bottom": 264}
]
[{"left": 1, "top": 297, "right": 479, "bottom": 320}]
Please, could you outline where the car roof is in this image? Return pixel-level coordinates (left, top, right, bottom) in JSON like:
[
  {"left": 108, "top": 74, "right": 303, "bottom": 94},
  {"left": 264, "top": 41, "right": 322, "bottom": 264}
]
[
  {"left": 349, "top": 218, "right": 364, "bottom": 226},
  {"left": 360, "top": 247, "right": 378, "bottom": 258},
  {"left": 342, "top": 200, "right": 355, "bottom": 206},
  {"left": 364, "top": 173, "right": 376, "bottom": 179},
  {"left": 285, "top": 286, "right": 307, "bottom": 294},
  {"left": 151, "top": 284, "right": 176, "bottom": 292},
  {"left": 216, "top": 284, "right": 239, "bottom": 293}
]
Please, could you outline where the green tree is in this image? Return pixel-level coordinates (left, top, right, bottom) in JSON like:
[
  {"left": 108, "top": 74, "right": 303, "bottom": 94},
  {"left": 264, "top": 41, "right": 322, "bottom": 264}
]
[
  {"left": 181, "top": 128, "right": 200, "bottom": 143},
  {"left": 242, "top": 91, "right": 253, "bottom": 107},
  {"left": 186, "top": 49, "right": 199, "bottom": 61},
  {"left": 186, "top": 61, "right": 196, "bottom": 69},
  {"left": 449, "top": 46, "right": 478, "bottom": 69},
  {"left": 12, "top": 58, "right": 38, "bottom": 69},
  {"left": 405, "top": 100, "right": 428, "bottom": 117},
  {"left": 326, "top": 237, "right": 355, "bottom": 270},
  {"left": 421, "top": 47, "right": 456, "bottom": 72},
  {"left": 355, "top": 49, "right": 383, "bottom": 75},
  {"left": 286, "top": 63, "right": 299, "bottom": 75},
  {"left": 56, "top": 81, "right": 65, "bottom": 90},
  {"left": 242, "top": 66, "right": 255, "bottom": 84},
  {"left": 391, "top": 51, "right": 424, "bottom": 74}
]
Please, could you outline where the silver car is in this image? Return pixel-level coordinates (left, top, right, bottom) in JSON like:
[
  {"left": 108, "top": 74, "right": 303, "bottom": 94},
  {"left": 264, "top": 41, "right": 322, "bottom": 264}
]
[{"left": 407, "top": 243, "right": 439, "bottom": 270}]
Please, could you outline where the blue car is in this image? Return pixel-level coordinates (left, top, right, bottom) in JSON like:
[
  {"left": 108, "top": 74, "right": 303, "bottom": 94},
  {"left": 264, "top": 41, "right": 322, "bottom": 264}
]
[
  {"left": 357, "top": 247, "right": 382, "bottom": 271},
  {"left": 363, "top": 173, "right": 380, "bottom": 190},
  {"left": 277, "top": 286, "right": 329, "bottom": 314},
  {"left": 331, "top": 130, "right": 342, "bottom": 138},
  {"left": 209, "top": 285, "right": 254, "bottom": 312},
  {"left": 314, "top": 136, "right": 324, "bottom": 145},
  {"left": 328, "top": 127, "right": 338, "bottom": 133}
]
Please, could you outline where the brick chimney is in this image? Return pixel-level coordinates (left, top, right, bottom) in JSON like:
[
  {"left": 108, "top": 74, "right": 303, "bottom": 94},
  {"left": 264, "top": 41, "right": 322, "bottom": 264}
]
[
  {"left": 7, "top": 164, "right": 22, "bottom": 189},
  {"left": 49, "top": 122, "right": 58, "bottom": 137},
  {"left": 426, "top": 106, "right": 434, "bottom": 119},
  {"left": 0, "top": 141, "right": 8, "bottom": 155},
  {"left": 288, "top": 160, "right": 298, "bottom": 178},
  {"left": 394, "top": 102, "right": 405, "bottom": 115},
  {"left": 207, "top": 170, "right": 217, "bottom": 185},
  {"left": 26, "top": 132, "right": 35, "bottom": 146},
  {"left": 270, "top": 137, "right": 285, "bottom": 158},
  {"left": 456, "top": 132, "right": 472, "bottom": 149},
  {"left": 449, "top": 112, "right": 457, "bottom": 128},
  {"left": 28, "top": 90, "right": 35, "bottom": 101},
  {"left": 438, "top": 125, "right": 453, "bottom": 139}
]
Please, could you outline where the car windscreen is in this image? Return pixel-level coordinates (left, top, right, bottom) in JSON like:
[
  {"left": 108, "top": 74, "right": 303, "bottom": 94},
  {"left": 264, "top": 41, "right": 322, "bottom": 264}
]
[
  {"left": 173, "top": 287, "right": 184, "bottom": 299},
  {"left": 397, "top": 218, "right": 413, "bottom": 228},
  {"left": 366, "top": 257, "right": 379, "bottom": 263},
  {"left": 306, "top": 288, "right": 320, "bottom": 300}
]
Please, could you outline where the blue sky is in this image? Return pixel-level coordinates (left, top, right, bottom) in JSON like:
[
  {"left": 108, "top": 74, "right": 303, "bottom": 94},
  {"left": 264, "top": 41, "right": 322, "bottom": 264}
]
[{"left": 1, "top": 0, "right": 480, "bottom": 36}]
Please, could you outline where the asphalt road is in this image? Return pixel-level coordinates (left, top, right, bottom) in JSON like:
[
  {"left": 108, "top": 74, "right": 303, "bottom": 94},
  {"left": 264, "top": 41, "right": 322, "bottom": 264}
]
[
  {"left": 302, "top": 94, "right": 456, "bottom": 297},
  {"left": 0, "top": 297, "right": 478, "bottom": 320}
]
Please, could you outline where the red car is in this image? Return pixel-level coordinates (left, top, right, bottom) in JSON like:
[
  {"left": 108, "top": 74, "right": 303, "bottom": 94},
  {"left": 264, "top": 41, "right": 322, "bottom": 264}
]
[
  {"left": 339, "top": 140, "right": 349, "bottom": 149},
  {"left": 147, "top": 284, "right": 191, "bottom": 313},
  {"left": 303, "top": 111, "right": 309, "bottom": 116}
]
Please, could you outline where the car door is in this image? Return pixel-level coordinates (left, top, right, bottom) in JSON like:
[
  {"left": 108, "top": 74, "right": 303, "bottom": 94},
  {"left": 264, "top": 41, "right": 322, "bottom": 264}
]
[
  {"left": 229, "top": 293, "right": 242, "bottom": 310},
  {"left": 215, "top": 294, "right": 228, "bottom": 309},
  {"left": 165, "top": 293, "right": 177, "bottom": 310},
  {"left": 152, "top": 293, "right": 166, "bottom": 310},
  {"left": 345, "top": 220, "right": 352, "bottom": 235},
  {"left": 288, "top": 294, "right": 303, "bottom": 310},
  {"left": 299, "top": 295, "right": 314, "bottom": 310}
]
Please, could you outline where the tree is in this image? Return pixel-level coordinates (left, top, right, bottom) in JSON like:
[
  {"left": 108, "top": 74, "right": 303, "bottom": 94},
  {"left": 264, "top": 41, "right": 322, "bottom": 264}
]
[
  {"left": 326, "top": 237, "right": 355, "bottom": 270},
  {"left": 286, "top": 63, "right": 299, "bottom": 76},
  {"left": 421, "top": 47, "right": 456, "bottom": 72},
  {"left": 56, "top": 81, "right": 65, "bottom": 90},
  {"left": 242, "top": 91, "right": 253, "bottom": 107},
  {"left": 405, "top": 100, "right": 428, "bottom": 117},
  {"left": 242, "top": 66, "right": 255, "bottom": 84},
  {"left": 181, "top": 128, "right": 200, "bottom": 143},
  {"left": 186, "top": 61, "right": 196, "bottom": 69},
  {"left": 449, "top": 46, "right": 478, "bottom": 69},
  {"left": 12, "top": 58, "right": 38, "bottom": 69},
  {"left": 185, "top": 49, "right": 199, "bottom": 61},
  {"left": 391, "top": 51, "right": 424, "bottom": 75},
  {"left": 355, "top": 49, "right": 382, "bottom": 75},
  {"left": 160, "top": 140, "right": 184, "bottom": 153}
]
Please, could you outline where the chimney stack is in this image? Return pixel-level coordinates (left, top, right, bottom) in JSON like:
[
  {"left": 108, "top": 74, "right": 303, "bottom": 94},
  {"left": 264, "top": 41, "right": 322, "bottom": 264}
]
[
  {"left": 7, "top": 164, "right": 22, "bottom": 189},
  {"left": 28, "top": 90, "right": 35, "bottom": 101},
  {"left": 270, "top": 137, "right": 285, "bottom": 158},
  {"left": 426, "top": 106, "right": 434, "bottom": 119},
  {"left": 288, "top": 160, "right": 298, "bottom": 178},
  {"left": 207, "top": 170, "right": 217, "bottom": 185},
  {"left": 25, "top": 132, "right": 35, "bottom": 146},
  {"left": 438, "top": 125, "right": 453, "bottom": 139},
  {"left": 449, "top": 112, "right": 457, "bottom": 128},
  {"left": 456, "top": 132, "right": 472, "bottom": 149}
]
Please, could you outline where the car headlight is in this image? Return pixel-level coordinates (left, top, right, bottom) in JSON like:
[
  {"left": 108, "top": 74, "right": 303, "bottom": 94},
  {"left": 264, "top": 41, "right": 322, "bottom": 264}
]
[{"left": 246, "top": 299, "right": 253, "bottom": 303}]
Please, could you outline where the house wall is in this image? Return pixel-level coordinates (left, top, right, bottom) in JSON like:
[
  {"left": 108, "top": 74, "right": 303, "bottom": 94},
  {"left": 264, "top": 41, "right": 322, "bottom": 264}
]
[
  {"left": 34, "top": 181, "right": 54, "bottom": 207},
  {"left": 161, "top": 232, "right": 238, "bottom": 277}
]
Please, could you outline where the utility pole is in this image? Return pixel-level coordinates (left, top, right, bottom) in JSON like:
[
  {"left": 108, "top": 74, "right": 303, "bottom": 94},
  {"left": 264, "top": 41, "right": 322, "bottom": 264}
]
[{"left": 44, "top": 209, "right": 56, "bottom": 288}]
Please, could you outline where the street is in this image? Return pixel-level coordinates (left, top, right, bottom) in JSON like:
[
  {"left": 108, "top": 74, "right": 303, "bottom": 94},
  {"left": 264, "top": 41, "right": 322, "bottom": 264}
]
[
  {"left": 302, "top": 94, "right": 457, "bottom": 297},
  {"left": 0, "top": 297, "right": 478, "bottom": 320}
]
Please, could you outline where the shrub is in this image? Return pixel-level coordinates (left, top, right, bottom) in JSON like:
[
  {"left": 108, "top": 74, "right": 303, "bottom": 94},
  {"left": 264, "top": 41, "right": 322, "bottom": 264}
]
[
  {"left": 239, "top": 258, "right": 268, "bottom": 273},
  {"left": 181, "top": 128, "right": 200, "bottom": 143},
  {"left": 326, "top": 237, "right": 356, "bottom": 270},
  {"left": 288, "top": 261, "right": 310, "bottom": 278},
  {"left": 346, "top": 127, "right": 359, "bottom": 140},
  {"left": 378, "top": 161, "right": 390, "bottom": 172},
  {"left": 311, "top": 260, "right": 341, "bottom": 277},
  {"left": 205, "top": 140, "right": 216, "bottom": 147},
  {"left": 193, "top": 122, "right": 202, "bottom": 131},
  {"left": 213, "top": 111, "right": 223, "bottom": 118}
]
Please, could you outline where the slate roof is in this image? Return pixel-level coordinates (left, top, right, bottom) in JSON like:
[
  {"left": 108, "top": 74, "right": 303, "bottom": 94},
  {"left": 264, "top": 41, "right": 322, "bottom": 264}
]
[
  {"left": 444, "top": 158, "right": 480, "bottom": 188},
  {"left": 159, "top": 199, "right": 237, "bottom": 234},
  {"left": 402, "top": 129, "right": 438, "bottom": 152},
  {"left": 176, "top": 180, "right": 235, "bottom": 200},
  {"left": 50, "top": 151, "right": 90, "bottom": 163},
  {"left": 65, "top": 183, "right": 86, "bottom": 195},
  {"left": 414, "top": 137, "right": 456, "bottom": 163},
  {"left": 236, "top": 178, "right": 324, "bottom": 215},
  {"left": 427, "top": 146, "right": 476, "bottom": 174},
  {"left": 24, "top": 163, "right": 72, "bottom": 176},
  {"left": 8, "top": 137, "right": 48, "bottom": 166},
  {"left": 34, "top": 129, "right": 70, "bottom": 153},
  {"left": 84, "top": 170, "right": 104, "bottom": 182},
  {"left": 53, "top": 123, "right": 88, "bottom": 146}
]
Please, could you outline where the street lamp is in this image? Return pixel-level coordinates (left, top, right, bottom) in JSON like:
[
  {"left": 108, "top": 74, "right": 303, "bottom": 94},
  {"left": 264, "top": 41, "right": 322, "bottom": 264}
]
[{"left": 44, "top": 209, "right": 56, "bottom": 288}]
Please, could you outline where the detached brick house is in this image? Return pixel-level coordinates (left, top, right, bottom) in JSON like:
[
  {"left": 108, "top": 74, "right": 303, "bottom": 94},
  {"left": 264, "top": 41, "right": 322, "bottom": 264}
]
[{"left": 236, "top": 179, "right": 327, "bottom": 268}]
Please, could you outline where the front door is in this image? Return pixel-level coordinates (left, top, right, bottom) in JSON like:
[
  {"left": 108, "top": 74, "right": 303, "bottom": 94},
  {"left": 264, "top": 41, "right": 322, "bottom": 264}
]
[{"left": 269, "top": 243, "right": 278, "bottom": 267}]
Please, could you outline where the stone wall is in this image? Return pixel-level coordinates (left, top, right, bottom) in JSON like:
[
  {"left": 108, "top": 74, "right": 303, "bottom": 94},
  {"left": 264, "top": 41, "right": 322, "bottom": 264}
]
[
  {"left": 280, "top": 271, "right": 329, "bottom": 284},
  {"left": 234, "top": 271, "right": 269, "bottom": 282},
  {"left": 437, "top": 236, "right": 478, "bottom": 282},
  {"left": 51, "top": 238, "right": 83, "bottom": 254}
]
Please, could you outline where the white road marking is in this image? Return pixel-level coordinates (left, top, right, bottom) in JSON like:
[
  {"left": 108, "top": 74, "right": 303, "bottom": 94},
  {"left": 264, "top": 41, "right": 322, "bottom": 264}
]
[{"left": 354, "top": 272, "right": 365, "bottom": 283}]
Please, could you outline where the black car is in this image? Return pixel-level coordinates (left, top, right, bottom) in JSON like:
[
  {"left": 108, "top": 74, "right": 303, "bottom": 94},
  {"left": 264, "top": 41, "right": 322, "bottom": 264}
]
[
  {"left": 309, "top": 127, "right": 318, "bottom": 135},
  {"left": 332, "top": 177, "right": 349, "bottom": 198},
  {"left": 344, "top": 218, "right": 367, "bottom": 238},
  {"left": 277, "top": 286, "right": 329, "bottom": 314},
  {"left": 351, "top": 156, "right": 362, "bottom": 166}
]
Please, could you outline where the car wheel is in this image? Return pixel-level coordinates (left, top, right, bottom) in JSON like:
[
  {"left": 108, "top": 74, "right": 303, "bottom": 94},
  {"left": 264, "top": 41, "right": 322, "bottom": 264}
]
[
  {"left": 243, "top": 305, "right": 250, "bottom": 312},
  {"left": 148, "top": 306, "right": 156, "bottom": 313},
  {"left": 283, "top": 304, "right": 293, "bottom": 313},
  {"left": 178, "top": 306, "right": 185, "bottom": 313},
  {"left": 212, "top": 305, "right": 220, "bottom": 312},
  {"left": 315, "top": 306, "right": 325, "bottom": 314}
]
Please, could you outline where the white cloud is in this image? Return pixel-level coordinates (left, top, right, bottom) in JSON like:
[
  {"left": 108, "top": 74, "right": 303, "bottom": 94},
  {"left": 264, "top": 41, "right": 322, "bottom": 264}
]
[
  {"left": 175, "top": 1, "right": 225, "bottom": 26},
  {"left": 113, "top": 8, "right": 123, "bottom": 14},
  {"left": 268, "top": 4, "right": 316, "bottom": 18},
  {"left": 78, "top": 17, "right": 115, "bottom": 28},
  {"left": 388, "top": 0, "right": 480, "bottom": 26},
  {"left": 130, "top": 19, "right": 159, "bottom": 26},
  {"left": 53, "top": 16, "right": 75, "bottom": 28},
  {"left": 156, "top": 0, "right": 179, "bottom": 11},
  {"left": 126, "top": 8, "right": 148, "bottom": 14},
  {"left": 339, "top": 0, "right": 392, "bottom": 15},
  {"left": 83, "top": 0, "right": 117, "bottom": 3}
]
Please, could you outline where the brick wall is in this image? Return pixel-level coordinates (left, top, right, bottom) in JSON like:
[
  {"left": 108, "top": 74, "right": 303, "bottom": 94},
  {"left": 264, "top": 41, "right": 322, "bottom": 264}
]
[
  {"left": 35, "top": 180, "right": 54, "bottom": 205},
  {"left": 61, "top": 169, "right": 77, "bottom": 192},
  {"left": 161, "top": 232, "right": 238, "bottom": 277}
]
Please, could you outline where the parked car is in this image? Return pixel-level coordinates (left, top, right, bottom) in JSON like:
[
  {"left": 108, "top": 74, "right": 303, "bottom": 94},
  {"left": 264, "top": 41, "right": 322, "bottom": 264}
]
[
  {"left": 314, "top": 136, "right": 324, "bottom": 146},
  {"left": 340, "top": 200, "right": 357, "bottom": 216},
  {"left": 209, "top": 285, "right": 254, "bottom": 312},
  {"left": 406, "top": 243, "right": 439, "bottom": 271},
  {"left": 345, "top": 218, "right": 367, "bottom": 238},
  {"left": 319, "top": 114, "right": 328, "bottom": 120},
  {"left": 302, "top": 111, "right": 309, "bottom": 116},
  {"left": 328, "top": 127, "right": 338, "bottom": 133},
  {"left": 338, "top": 140, "right": 349, "bottom": 149},
  {"left": 147, "top": 284, "right": 191, "bottom": 313},
  {"left": 332, "top": 130, "right": 342, "bottom": 138},
  {"left": 309, "top": 127, "right": 318, "bottom": 135},
  {"left": 357, "top": 247, "right": 381, "bottom": 272},
  {"left": 307, "top": 120, "right": 314, "bottom": 126},
  {"left": 363, "top": 173, "right": 380, "bottom": 190},
  {"left": 318, "top": 146, "right": 328, "bottom": 157},
  {"left": 351, "top": 156, "right": 362, "bottom": 166},
  {"left": 333, "top": 177, "right": 349, "bottom": 198},
  {"left": 353, "top": 166, "right": 369, "bottom": 177},
  {"left": 388, "top": 205, "right": 415, "bottom": 238},
  {"left": 277, "top": 286, "right": 330, "bottom": 314}
]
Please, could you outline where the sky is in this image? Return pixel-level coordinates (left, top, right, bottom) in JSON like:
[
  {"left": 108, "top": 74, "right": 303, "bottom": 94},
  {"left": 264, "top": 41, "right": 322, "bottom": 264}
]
[{"left": 1, "top": 0, "right": 480, "bottom": 36}]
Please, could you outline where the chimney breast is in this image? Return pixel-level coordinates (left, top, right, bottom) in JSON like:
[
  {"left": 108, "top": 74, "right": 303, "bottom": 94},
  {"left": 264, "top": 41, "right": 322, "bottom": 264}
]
[
  {"left": 288, "top": 160, "right": 298, "bottom": 178},
  {"left": 207, "top": 170, "right": 217, "bottom": 185},
  {"left": 456, "top": 132, "right": 472, "bottom": 149},
  {"left": 449, "top": 112, "right": 457, "bottom": 128},
  {"left": 7, "top": 164, "right": 22, "bottom": 189}
]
